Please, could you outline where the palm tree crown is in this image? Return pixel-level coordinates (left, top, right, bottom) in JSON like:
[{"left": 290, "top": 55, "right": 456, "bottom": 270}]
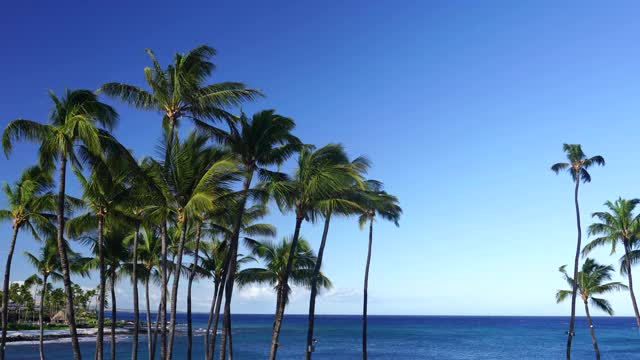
[
  {"left": 551, "top": 143, "right": 605, "bottom": 183},
  {"left": 557, "top": 259, "right": 627, "bottom": 315},
  {"left": 237, "top": 237, "right": 331, "bottom": 304},
  {"left": 100, "top": 45, "right": 261, "bottom": 136},
  {"left": 0, "top": 165, "right": 56, "bottom": 235}
]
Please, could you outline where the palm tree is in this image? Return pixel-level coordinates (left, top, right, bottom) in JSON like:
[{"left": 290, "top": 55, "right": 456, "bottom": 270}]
[
  {"left": 237, "top": 237, "right": 331, "bottom": 356},
  {"left": 551, "top": 143, "right": 604, "bottom": 360},
  {"left": 100, "top": 44, "right": 261, "bottom": 157},
  {"left": 66, "top": 151, "right": 136, "bottom": 360},
  {"left": 305, "top": 156, "right": 369, "bottom": 360},
  {"left": 356, "top": 180, "right": 401, "bottom": 360},
  {"left": 200, "top": 239, "right": 230, "bottom": 360},
  {"left": 153, "top": 132, "right": 238, "bottom": 359},
  {"left": 186, "top": 219, "right": 204, "bottom": 360},
  {"left": 24, "top": 237, "right": 89, "bottom": 360},
  {"left": 0, "top": 165, "right": 56, "bottom": 357},
  {"left": 263, "top": 144, "right": 360, "bottom": 360},
  {"left": 2, "top": 89, "right": 118, "bottom": 360},
  {"left": 582, "top": 198, "right": 640, "bottom": 329},
  {"left": 200, "top": 109, "right": 300, "bottom": 360},
  {"left": 106, "top": 227, "right": 130, "bottom": 360},
  {"left": 557, "top": 259, "right": 627, "bottom": 360},
  {"left": 80, "top": 224, "right": 131, "bottom": 360},
  {"left": 136, "top": 226, "right": 161, "bottom": 360},
  {"left": 205, "top": 204, "right": 276, "bottom": 359}
]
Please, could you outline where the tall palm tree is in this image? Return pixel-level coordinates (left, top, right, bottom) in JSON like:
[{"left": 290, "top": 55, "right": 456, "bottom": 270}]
[
  {"left": 106, "top": 227, "right": 130, "bottom": 360},
  {"left": 205, "top": 204, "right": 276, "bottom": 359},
  {"left": 551, "top": 143, "right": 604, "bottom": 360},
  {"left": 356, "top": 180, "right": 401, "bottom": 360},
  {"left": 200, "top": 109, "right": 300, "bottom": 360},
  {"left": 0, "top": 165, "right": 56, "bottom": 358},
  {"left": 305, "top": 156, "right": 369, "bottom": 359},
  {"left": 24, "top": 237, "right": 89, "bottom": 360},
  {"left": 186, "top": 219, "right": 204, "bottom": 360},
  {"left": 136, "top": 226, "right": 161, "bottom": 360},
  {"left": 100, "top": 44, "right": 261, "bottom": 157},
  {"left": 582, "top": 198, "right": 640, "bottom": 329},
  {"left": 264, "top": 144, "right": 361, "bottom": 360},
  {"left": 80, "top": 224, "right": 131, "bottom": 360},
  {"left": 557, "top": 259, "right": 627, "bottom": 360},
  {"left": 154, "top": 132, "right": 239, "bottom": 359},
  {"left": 66, "top": 151, "right": 136, "bottom": 360},
  {"left": 237, "top": 237, "right": 331, "bottom": 355},
  {"left": 139, "top": 157, "right": 174, "bottom": 360},
  {"left": 2, "top": 89, "right": 118, "bottom": 360}
]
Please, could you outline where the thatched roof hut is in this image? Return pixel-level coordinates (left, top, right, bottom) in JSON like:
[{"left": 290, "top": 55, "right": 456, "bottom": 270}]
[{"left": 51, "top": 310, "right": 66, "bottom": 324}]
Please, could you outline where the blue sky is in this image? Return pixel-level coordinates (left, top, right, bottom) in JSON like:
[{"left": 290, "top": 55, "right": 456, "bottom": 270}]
[{"left": 2, "top": 1, "right": 640, "bottom": 316}]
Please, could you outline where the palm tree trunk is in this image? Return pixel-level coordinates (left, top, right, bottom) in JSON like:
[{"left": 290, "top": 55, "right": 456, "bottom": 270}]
[
  {"left": 209, "top": 259, "right": 230, "bottom": 360},
  {"left": 362, "top": 218, "right": 373, "bottom": 360},
  {"left": 566, "top": 176, "right": 581, "bottom": 360},
  {"left": 306, "top": 212, "right": 332, "bottom": 360},
  {"left": 220, "top": 171, "right": 253, "bottom": 360},
  {"left": 623, "top": 243, "right": 640, "bottom": 329},
  {"left": 227, "top": 320, "right": 233, "bottom": 360},
  {"left": 160, "top": 223, "right": 168, "bottom": 360},
  {"left": 145, "top": 279, "right": 152, "bottom": 360},
  {"left": 0, "top": 224, "right": 20, "bottom": 360},
  {"left": 268, "top": 215, "right": 304, "bottom": 360},
  {"left": 39, "top": 274, "right": 48, "bottom": 360},
  {"left": 269, "top": 284, "right": 286, "bottom": 360},
  {"left": 96, "top": 216, "right": 106, "bottom": 360},
  {"left": 186, "top": 224, "right": 202, "bottom": 360},
  {"left": 583, "top": 301, "right": 600, "bottom": 360},
  {"left": 110, "top": 270, "right": 117, "bottom": 360},
  {"left": 132, "top": 226, "right": 140, "bottom": 360},
  {"left": 151, "top": 294, "right": 163, "bottom": 360},
  {"left": 204, "top": 280, "right": 219, "bottom": 360},
  {"left": 167, "top": 218, "right": 188, "bottom": 359},
  {"left": 56, "top": 157, "right": 82, "bottom": 360}
]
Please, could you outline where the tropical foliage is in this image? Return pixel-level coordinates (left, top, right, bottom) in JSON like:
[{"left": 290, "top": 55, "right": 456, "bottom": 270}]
[
  {"left": 0, "top": 44, "right": 402, "bottom": 360},
  {"left": 557, "top": 259, "right": 627, "bottom": 360}
]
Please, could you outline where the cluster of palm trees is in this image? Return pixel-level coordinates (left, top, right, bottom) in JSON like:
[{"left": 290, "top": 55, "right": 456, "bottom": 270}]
[
  {"left": 551, "top": 144, "right": 640, "bottom": 360},
  {"left": 0, "top": 44, "right": 401, "bottom": 360}
]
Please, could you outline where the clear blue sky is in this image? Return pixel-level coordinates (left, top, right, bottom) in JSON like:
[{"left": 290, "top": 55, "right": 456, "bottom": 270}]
[{"left": 2, "top": 0, "right": 640, "bottom": 316}]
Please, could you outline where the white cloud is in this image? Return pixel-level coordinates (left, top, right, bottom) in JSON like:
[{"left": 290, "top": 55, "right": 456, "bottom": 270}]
[{"left": 237, "top": 285, "right": 273, "bottom": 300}]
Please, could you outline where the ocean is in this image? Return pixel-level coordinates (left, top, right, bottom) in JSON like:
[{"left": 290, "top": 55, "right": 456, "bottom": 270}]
[{"left": 5, "top": 313, "right": 640, "bottom": 359}]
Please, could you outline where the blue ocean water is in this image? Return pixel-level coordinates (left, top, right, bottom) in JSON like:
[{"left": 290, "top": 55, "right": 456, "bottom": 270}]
[{"left": 5, "top": 313, "right": 640, "bottom": 359}]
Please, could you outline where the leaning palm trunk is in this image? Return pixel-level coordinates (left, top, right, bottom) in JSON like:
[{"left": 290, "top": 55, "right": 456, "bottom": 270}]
[
  {"left": 583, "top": 301, "right": 600, "bottom": 360},
  {"left": 160, "top": 223, "right": 168, "bottom": 360},
  {"left": 0, "top": 224, "right": 20, "bottom": 359},
  {"left": 208, "top": 258, "right": 231, "bottom": 360},
  {"left": 566, "top": 176, "right": 581, "bottom": 360},
  {"left": 268, "top": 216, "right": 304, "bottom": 360},
  {"left": 219, "top": 172, "right": 253, "bottom": 360},
  {"left": 132, "top": 226, "right": 140, "bottom": 360},
  {"left": 56, "top": 158, "right": 82, "bottom": 360},
  {"left": 306, "top": 213, "right": 332, "bottom": 360},
  {"left": 623, "top": 243, "right": 640, "bottom": 328},
  {"left": 187, "top": 224, "right": 202, "bottom": 360},
  {"left": 96, "top": 216, "right": 106, "bottom": 360},
  {"left": 38, "top": 274, "right": 48, "bottom": 360},
  {"left": 110, "top": 271, "right": 117, "bottom": 360},
  {"left": 204, "top": 280, "right": 219, "bottom": 360},
  {"left": 167, "top": 219, "right": 188, "bottom": 359},
  {"left": 362, "top": 218, "right": 373, "bottom": 360},
  {"left": 151, "top": 293, "right": 163, "bottom": 360},
  {"left": 145, "top": 279, "right": 152, "bottom": 360}
]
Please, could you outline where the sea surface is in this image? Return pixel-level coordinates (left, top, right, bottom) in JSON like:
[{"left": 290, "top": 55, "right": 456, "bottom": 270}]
[{"left": 5, "top": 313, "right": 640, "bottom": 359}]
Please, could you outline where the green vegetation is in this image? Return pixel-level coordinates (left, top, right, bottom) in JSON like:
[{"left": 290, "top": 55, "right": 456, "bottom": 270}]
[
  {"left": 0, "top": 44, "right": 401, "bottom": 360},
  {"left": 557, "top": 259, "right": 627, "bottom": 360}
]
